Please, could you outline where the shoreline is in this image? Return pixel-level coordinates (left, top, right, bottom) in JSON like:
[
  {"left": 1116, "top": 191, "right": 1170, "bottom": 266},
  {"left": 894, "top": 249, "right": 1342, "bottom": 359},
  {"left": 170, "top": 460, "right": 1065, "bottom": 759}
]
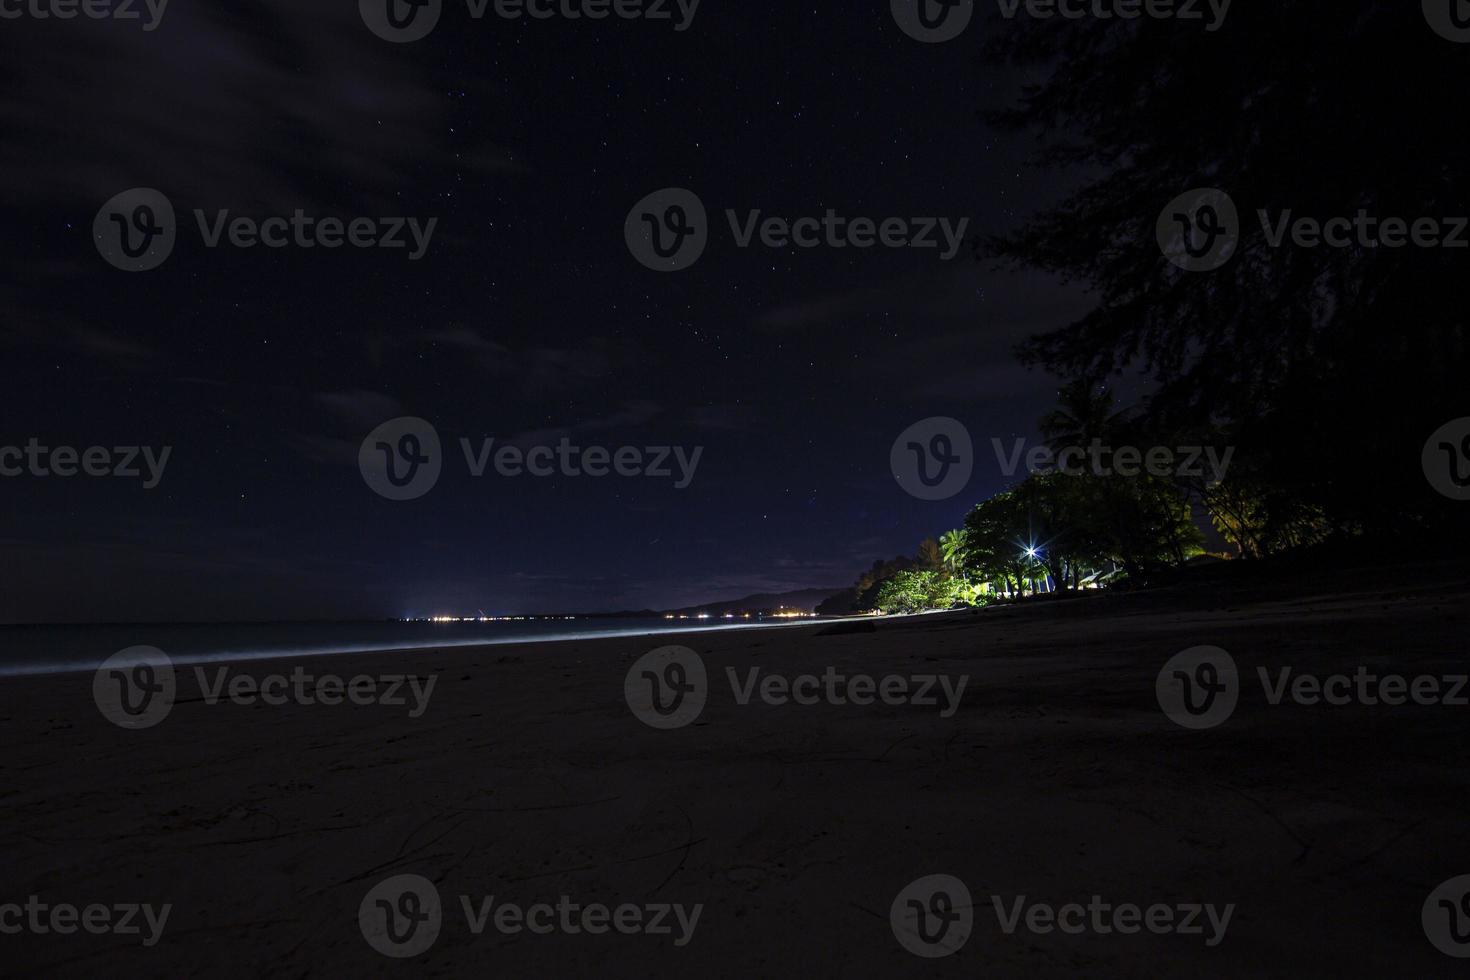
[{"left": 0, "top": 614, "right": 883, "bottom": 680}]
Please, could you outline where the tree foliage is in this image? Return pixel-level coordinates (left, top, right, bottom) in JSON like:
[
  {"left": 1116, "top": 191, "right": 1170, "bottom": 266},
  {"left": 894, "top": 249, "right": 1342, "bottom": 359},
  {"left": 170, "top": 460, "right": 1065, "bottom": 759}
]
[{"left": 981, "top": 6, "right": 1469, "bottom": 538}]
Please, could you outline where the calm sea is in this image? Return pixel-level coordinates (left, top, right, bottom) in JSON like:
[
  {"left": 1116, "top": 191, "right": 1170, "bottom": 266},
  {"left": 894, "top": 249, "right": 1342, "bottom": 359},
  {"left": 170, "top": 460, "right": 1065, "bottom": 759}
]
[{"left": 0, "top": 617, "right": 817, "bottom": 677}]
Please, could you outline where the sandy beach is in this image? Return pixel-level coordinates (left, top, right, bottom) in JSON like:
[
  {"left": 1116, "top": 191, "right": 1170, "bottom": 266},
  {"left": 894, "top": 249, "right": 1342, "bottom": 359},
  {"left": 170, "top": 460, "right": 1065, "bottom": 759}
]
[{"left": 4, "top": 558, "right": 1469, "bottom": 977}]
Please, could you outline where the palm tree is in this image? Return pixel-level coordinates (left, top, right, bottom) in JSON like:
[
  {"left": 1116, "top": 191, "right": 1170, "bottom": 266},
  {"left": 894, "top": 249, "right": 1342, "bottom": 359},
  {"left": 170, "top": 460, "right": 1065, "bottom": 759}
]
[
  {"left": 1039, "top": 379, "right": 1134, "bottom": 452},
  {"left": 939, "top": 529, "right": 968, "bottom": 575}
]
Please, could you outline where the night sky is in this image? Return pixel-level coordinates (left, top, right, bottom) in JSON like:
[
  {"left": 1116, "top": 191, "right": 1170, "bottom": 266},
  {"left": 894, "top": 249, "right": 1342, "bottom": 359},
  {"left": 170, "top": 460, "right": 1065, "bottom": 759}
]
[{"left": 2, "top": 2, "right": 1095, "bottom": 622}]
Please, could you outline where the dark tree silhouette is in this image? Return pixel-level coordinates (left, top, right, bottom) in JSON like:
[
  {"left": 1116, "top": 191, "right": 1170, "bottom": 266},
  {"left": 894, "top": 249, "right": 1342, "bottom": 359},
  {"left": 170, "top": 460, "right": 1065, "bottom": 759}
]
[{"left": 982, "top": 5, "right": 1469, "bottom": 541}]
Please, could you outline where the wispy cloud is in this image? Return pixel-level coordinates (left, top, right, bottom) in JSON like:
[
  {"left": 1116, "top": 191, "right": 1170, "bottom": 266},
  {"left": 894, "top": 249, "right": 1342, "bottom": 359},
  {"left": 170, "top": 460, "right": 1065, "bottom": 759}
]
[{"left": 1, "top": 3, "right": 521, "bottom": 212}]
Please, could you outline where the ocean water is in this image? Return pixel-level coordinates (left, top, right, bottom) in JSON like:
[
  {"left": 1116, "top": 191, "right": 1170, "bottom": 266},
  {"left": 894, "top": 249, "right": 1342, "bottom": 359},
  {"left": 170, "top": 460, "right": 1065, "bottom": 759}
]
[{"left": 0, "top": 616, "right": 820, "bottom": 677}]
